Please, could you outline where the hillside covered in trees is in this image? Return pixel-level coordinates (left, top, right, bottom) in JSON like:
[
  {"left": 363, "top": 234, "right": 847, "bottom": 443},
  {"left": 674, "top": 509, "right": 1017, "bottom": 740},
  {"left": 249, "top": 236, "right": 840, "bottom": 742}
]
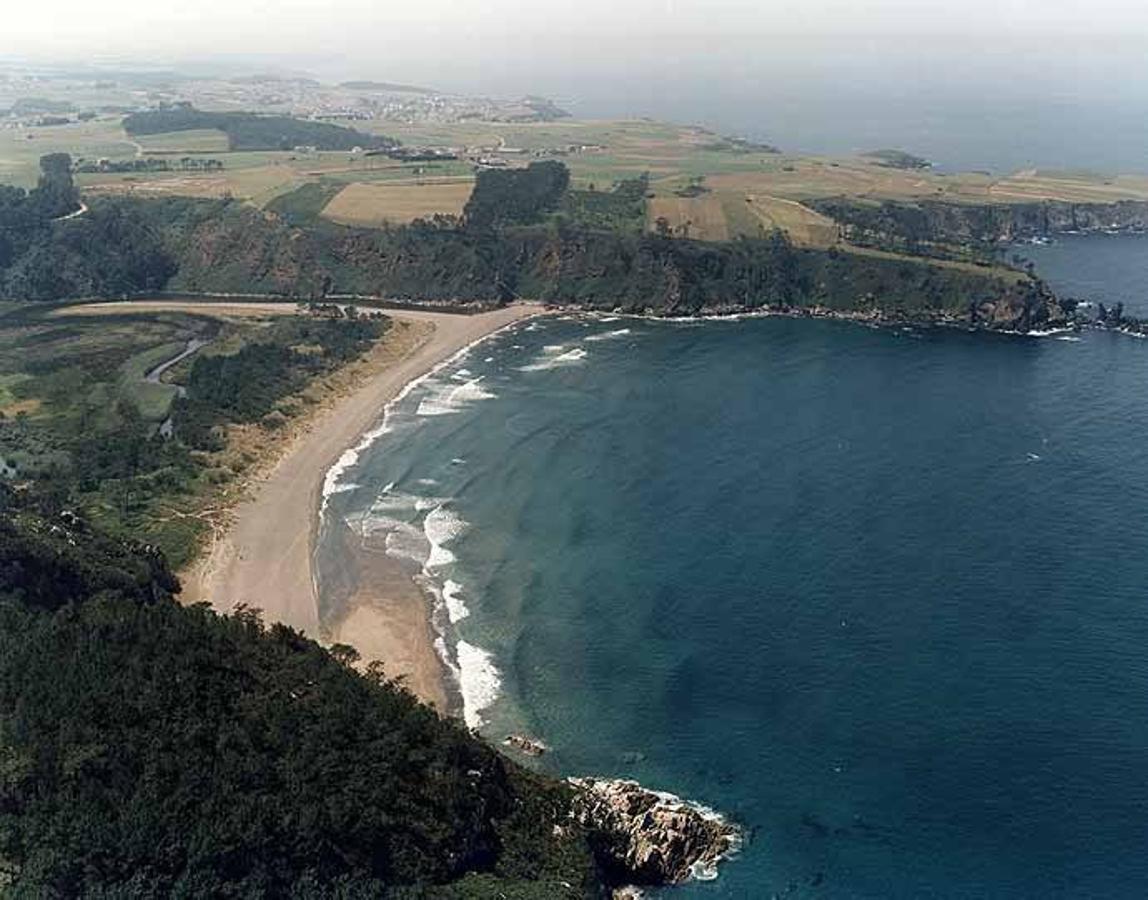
[
  {"left": 0, "top": 154, "right": 175, "bottom": 301},
  {"left": 0, "top": 486, "right": 603, "bottom": 896},
  {"left": 0, "top": 156, "right": 1061, "bottom": 331}
]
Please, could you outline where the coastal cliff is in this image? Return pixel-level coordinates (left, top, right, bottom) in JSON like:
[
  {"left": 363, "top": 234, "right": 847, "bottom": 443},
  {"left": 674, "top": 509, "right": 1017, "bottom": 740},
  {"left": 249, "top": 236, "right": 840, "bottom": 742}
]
[
  {"left": 122, "top": 197, "right": 1052, "bottom": 331},
  {"left": 809, "top": 197, "right": 1148, "bottom": 252},
  {"left": 570, "top": 777, "right": 743, "bottom": 890},
  {"left": 0, "top": 180, "right": 1070, "bottom": 334}
]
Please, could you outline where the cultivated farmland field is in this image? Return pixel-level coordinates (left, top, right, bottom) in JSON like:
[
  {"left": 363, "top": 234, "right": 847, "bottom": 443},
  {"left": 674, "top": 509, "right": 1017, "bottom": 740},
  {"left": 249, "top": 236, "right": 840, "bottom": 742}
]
[
  {"left": 647, "top": 195, "right": 731, "bottom": 241},
  {"left": 645, "top": 188, "right": 840, "bottom": 248},
  {"left": 80, "top": 163, "right": 306, "bottom": 205},
  {"left": 744, "top": 194, "right": 839, "bottom": 248},
  {"left": 321, "top": 179, "right": 474, "bottom": 227}
]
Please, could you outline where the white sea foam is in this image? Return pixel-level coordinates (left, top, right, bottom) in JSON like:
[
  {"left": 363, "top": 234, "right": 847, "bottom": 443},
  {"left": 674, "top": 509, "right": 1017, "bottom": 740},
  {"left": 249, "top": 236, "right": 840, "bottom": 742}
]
[
  {"left": 317, "top": 313, "right": 535, "bottom": 514},
  {"left": 319, "top": 419, "right": 392, "bottom": 513},
  {"left": 519, "top": 346, "right": 589, "bottom": 372},
  {"left": 363, "top": 490, "right": 424, "bottom": 526},
  {"left": 424, "top": 504, "right": 468, "bottom": 569},
  {"left": 1056, "top": 335, "right": 1082, "bottom": 342},
  {"left": 384, "top": 523, "right": 431, "bottom": 565},
  {"left": 416, "top": 376, "right": 497, "bottom": 416},
  {"left": 442, "top": 579, "right": 469, "bottom": 623},
  {"left": 457, "top": 640, "right": 501, "bottom": 728},
  {"left": 1027, "top": 327, "right": 1077, "bottom": 338},
  {"left": 585, "top": 328, "right": 632, "bottom": 342}
]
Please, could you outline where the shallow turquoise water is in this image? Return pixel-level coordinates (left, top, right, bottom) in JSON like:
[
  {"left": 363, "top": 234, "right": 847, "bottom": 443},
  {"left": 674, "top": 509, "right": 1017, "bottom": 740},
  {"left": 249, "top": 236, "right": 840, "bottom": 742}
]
[{"left": 322, "top": 258, "right": 1148, "bottom": 897}]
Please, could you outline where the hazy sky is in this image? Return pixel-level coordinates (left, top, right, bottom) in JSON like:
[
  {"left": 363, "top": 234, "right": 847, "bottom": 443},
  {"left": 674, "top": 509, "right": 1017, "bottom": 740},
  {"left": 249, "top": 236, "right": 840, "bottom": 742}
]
[
  {"left": 5, "top": 0, "right": 1148, "bottom": 63},
  {"left": 4, "top": 1, "right": 1147, "bottom": 171}
]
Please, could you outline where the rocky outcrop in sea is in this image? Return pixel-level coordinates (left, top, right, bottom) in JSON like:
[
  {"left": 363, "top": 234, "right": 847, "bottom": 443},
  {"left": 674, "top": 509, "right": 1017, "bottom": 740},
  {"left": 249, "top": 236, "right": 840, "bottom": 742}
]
[{"left": 569, "top": 777, "right": 742, "bottom": 891}]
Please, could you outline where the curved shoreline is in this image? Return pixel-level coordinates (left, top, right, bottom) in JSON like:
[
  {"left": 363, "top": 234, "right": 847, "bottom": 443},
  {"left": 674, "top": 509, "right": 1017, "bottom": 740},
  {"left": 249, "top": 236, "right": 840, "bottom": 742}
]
[{"left": 175, "top": 302, "right": 540, "bottom": 709}]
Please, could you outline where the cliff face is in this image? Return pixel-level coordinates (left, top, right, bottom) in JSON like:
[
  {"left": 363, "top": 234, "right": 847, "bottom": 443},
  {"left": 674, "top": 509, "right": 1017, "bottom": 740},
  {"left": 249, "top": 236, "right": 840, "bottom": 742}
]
[
  {"left": 810, "top": 197, "right": 1148, "bottom": 249},
  {"left": 968, "top": 278, "right": 1067, "bottom": 332},
  {"left": 569, "top": 778, "right": 742, "bottom": 888},
  {"left": 997, "top": 200, "right": 1148, "bottom": 238},
  {"left": 143, "top": 198, "right": 1057, "bottom": 331}
]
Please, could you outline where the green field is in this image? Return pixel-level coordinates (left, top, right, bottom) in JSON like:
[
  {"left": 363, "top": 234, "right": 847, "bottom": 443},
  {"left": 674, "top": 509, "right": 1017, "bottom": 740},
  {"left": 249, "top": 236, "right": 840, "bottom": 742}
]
[
  {"left": 0, "top": 117, "right": 136, "bottom": 187},
  {"left": 133, "top": 128, "right": 231, "bottom": 153}
]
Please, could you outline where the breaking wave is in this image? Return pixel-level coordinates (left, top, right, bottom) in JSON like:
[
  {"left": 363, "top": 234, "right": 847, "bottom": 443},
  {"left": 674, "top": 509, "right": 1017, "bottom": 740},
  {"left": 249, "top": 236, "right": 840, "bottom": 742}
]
[
  {"left": 456, "top": 640, "right": 502, "bottom": 729},
  {"left": 585, "top": 328, "right": 633, "bottom": 342},
  {"left": 416, "top": 376, "right": 497, "bottom": 416},
  {"left": 518, "top": 345, "right": 590, "bottom": 372}
]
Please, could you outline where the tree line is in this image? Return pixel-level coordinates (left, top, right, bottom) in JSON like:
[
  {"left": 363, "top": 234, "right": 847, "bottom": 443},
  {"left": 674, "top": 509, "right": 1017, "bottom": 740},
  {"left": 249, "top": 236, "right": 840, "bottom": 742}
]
[{"left": 123, "top": 104, "right": 400, "bottom": 152}]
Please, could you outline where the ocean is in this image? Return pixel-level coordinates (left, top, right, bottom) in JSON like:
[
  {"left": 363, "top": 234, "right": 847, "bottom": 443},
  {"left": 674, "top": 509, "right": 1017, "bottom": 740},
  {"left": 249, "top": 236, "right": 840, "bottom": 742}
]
[{"left": 318, "top": 239, "right": 1148, "bottom": 897}]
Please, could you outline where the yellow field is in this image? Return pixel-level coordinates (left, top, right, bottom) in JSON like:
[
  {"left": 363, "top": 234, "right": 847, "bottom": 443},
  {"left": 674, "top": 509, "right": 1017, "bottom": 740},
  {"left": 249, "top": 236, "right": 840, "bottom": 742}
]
[
  {"left": 744, "top": 194, "right": 839, "bottom": 248},
  {"left": 321, "top": 179, "right": 474, "bottom": 227},
  {"left": 82, "top": 163, "right": 304, "bottom": 204},
  {"left": 648, "top": 195, "right": 731, "bottom": 241},
  {"left": 988, "top": 170, "right": 1148, "bottom": 204},
  {"left": 706, "top": 158, "right": 981, "bottom": 203},
  {"left": 646, "top": 189, "right": 839, "bottom": 247}
]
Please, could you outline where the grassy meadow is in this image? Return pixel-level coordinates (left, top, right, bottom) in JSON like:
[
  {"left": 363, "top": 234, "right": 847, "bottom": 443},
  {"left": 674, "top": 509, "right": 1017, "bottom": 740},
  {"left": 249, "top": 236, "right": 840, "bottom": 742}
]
[{"left": 321, "top": 179, "right": 474, "bottom": 226}]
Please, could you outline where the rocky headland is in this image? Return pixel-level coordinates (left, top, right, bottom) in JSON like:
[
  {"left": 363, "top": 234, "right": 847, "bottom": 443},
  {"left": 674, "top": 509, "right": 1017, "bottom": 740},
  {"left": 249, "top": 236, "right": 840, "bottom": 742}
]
[{"left": 569, "top": 777, "right": 743, "bottom": 892}]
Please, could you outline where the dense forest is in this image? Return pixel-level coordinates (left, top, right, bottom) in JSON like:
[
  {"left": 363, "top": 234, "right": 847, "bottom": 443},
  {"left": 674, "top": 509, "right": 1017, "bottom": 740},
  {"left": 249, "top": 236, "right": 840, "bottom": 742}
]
[
  {"left": 0, "top": 155, "right": 176, "bottom": 301},
  {"left": 173, "top": 315, "right": 384, "bottom": 452},
  {"left": 463, "top": 160, "right": 571, "bottom": 229},
  {"left": 123, "top": 105, "right": 399, "bottom": 152},
  {"left": 0, "top": 486, "right": 603, "bottom": 896}
]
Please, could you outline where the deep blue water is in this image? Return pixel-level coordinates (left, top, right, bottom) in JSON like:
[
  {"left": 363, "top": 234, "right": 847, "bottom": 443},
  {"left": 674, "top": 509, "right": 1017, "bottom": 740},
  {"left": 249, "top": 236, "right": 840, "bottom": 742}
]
[
  {"left": 1022, "top": 234, "right": 1148, "bottom": 317},
  {"left": 320, "top": 243, "right": 1148, "bottom": 898}
]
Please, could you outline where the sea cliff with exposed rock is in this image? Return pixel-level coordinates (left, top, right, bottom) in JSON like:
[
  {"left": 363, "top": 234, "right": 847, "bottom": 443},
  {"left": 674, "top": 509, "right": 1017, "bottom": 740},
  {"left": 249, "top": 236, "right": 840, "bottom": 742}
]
[{"left": 569, "top": 777, "right": 743, "bottom": 893}]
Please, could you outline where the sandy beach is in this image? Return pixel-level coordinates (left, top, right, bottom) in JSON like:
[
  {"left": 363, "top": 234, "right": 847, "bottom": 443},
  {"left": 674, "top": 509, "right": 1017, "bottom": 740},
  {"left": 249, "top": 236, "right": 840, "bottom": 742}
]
[{"left": 73, "top": 300, "right": 539, "bottom": 709}]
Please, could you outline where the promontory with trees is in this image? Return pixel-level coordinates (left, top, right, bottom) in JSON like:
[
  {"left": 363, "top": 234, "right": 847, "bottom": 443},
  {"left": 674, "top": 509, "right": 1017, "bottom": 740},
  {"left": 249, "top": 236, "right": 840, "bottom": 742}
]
[{"left": 0, "top": 154, "right": 1083, "bottom": 332}]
